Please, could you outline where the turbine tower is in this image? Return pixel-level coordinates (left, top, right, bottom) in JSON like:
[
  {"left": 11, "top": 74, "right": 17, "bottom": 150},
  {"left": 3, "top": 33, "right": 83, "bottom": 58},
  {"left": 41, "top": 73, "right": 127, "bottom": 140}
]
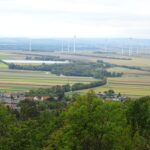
[
  {"left": 136, "top": 47, "right": 139, "bottom": 56},
  {"left": 61, "top": 39, "right": 64, "bottom": 53},
  {"left": 105, "top": 38, "right": 108, "bottom": 54},
  {"left": 128, "top": 38, "right": 133, "bottom": 56},
  {"left": 29, "top": 39, "right": 32, "bottom": 51},
  {"left": 67, "top": 40, "right": 70, "bottom": 53},
  {"left": 121, "top": 47, "right": 124, "bottom": 55},
  {"left": 129, "top": 47, "right": 132, "bottom": 56},
  {"left": 73, "top": 36, "right": 76, "bottom": 53}
]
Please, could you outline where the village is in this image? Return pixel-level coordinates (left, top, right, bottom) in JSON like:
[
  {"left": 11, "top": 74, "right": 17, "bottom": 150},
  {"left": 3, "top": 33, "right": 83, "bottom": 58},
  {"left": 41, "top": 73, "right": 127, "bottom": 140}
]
[
  {"left": 0, "top": 92, "right": 51, "bottom": 110},
  {"left": 0, "top": 89, "right": 128, "bottom": 110}
]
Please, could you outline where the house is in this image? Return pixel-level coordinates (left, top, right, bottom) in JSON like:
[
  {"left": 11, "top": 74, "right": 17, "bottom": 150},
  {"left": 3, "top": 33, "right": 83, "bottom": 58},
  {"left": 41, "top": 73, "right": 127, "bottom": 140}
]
[
  {"left": 26, "top": 96, "right": 50, "bottom": 101},
  {"left": 4, "top": 102, "right": 18, "bottom": 110},
  {"left": 0, "top": 92, "right": 26, "bottom": 102},
  {"left": 96, "top": 91, "right": 128, "bottom": 102}
]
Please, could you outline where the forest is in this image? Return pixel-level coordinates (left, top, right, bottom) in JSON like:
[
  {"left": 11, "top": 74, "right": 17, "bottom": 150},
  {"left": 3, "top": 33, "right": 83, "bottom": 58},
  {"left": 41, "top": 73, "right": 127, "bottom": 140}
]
[
  {"left": 25, "top": 55, "right": 65, "bottom": 61},
  {"left": 8, "top": 61, "right": 123, "bottom": 79},
  {"left": 1, "top": 90, "right": 150, "bottom": 150}
]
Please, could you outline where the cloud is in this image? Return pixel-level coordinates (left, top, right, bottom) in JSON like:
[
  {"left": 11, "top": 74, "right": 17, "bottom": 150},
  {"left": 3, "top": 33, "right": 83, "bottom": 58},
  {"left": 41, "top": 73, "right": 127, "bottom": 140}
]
[{"left": 0, "top": 0, "right": 150, "bottom": 38}]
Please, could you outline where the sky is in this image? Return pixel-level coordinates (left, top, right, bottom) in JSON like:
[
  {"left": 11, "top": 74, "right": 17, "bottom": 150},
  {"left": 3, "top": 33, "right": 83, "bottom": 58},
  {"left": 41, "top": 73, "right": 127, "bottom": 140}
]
[{"left": 0, "top": 0, "right": 150, "bottom": 38}]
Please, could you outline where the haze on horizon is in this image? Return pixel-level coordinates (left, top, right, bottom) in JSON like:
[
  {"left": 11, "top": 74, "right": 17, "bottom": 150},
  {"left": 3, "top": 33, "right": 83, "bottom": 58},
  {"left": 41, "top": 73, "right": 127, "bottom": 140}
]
[{"left": 0, "top": 0, "right": 150, "bottom": 38}]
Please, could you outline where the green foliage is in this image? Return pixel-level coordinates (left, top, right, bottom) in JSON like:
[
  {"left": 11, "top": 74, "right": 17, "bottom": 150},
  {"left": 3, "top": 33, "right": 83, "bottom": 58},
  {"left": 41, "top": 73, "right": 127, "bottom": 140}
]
[
  {"left": 1, "top": 94, "right": 150, "bottom": 150},
  {"left": 26, "top": 55, "right": 65, "bottom": 61},
  {"left": 127, "top": 97, "right": 150, "bottom": 135},
  {"left": 9, "top": 61, "right": 123, "bottom": 79},
  {"left": 72, "top": 79, "right": 107, "bottom": 91},
  {"left": 126, "top": 96, "right": 150, "bottom": 149},
  {"left": 28, "top": 84, "right": 70, "bottom": 98},
  {"left": 28, "top": 81, "right": 106, "bottom": 98},
  {"left": 45, "top": 91, "right": 131, "bottom": 150},
  {"left": 18, "top": 99, "right": 40, "bottom": 120},
  {"left": 0, "top": 105, "right": 16, "bottom": 150}
]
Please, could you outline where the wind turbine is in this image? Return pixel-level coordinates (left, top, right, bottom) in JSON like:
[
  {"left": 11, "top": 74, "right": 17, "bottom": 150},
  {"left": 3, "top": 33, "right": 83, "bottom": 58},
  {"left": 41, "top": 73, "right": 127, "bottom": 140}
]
[
  {"left": 128, "top": 38, "right": 133, "bottom": 56},
  {"left": 29, "top": 39, "right": 32, "bottom": 51},
  {"left": 105, "top": 39, "right": 108, "bottom": 54},
  {"left": 61, "top": 39, "right": 64, "bottom": 53},
  {"left": 73, "top": 36, "right": 76, "bottom": 53},
  {"left": 67, "top": 39, "right": 70, "bottom": 53},
  {"left": 129, "top": 47, "right": 132, "bottom": 56},
  {"left": 121, "top": 47, "right": 124, "bottom": 55},
  {"left": 136, "top": 47, "right": 139, "bottom": 56}
]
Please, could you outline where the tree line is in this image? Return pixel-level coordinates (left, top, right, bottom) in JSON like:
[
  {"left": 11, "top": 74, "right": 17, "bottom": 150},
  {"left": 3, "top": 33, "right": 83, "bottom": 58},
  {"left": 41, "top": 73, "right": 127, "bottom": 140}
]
[
  {"left": 26, "top": 55, "right": 65, "bottom": 61},
  {"left": 27, "top": 79, "right": 107, "bottom": 98},
  {"left": 8, "top": 60, "right": 123, "bottom": 79}
]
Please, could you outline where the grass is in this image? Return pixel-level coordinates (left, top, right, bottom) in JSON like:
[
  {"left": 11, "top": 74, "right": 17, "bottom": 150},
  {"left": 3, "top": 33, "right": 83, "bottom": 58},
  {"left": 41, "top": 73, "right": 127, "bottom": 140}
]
[
  {"left": 0, "top": 51, "right": 25, "bottom": 59},
  {"left": 0, "top": 51, "right": 98, "bottom": 92},
  {"left": 0, "top": 51, "right": 150, "bottom": 97},
  {"left": 54, "top": 52, "right": 150, "bottom": 69},
  {"left": 3, "top": 50, "right": 150, "bottom": 69},
  {"left": 82, "top": 84, "right": 150, "bottom": 97},
  {"left": 107, "top": 67, "right": 150, "bottom": 75},
  {"left": 0, "top": 63, "right": 8, "bottom": 69},
  {"left": 0, "top": 69, "right": 97, "bottom": 92},
  {"left": 80, "top": 67, "right": 150, "bottom": 97},
  {"left": 100, "top": 57, "right": 150, "bottom": 69}
]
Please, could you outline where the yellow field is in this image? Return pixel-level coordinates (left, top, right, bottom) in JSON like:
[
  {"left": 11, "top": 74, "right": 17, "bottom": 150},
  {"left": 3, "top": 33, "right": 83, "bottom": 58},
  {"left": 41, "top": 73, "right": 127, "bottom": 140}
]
[
  {"left": 107, "top": 67, "right": 150, "bottom": 75},
  {"left": 81, "top": 67, "right": 150, "bottom": 97},
  {"left": 3, "top": 51, "right": 150, "bottom": 68},
  {"left": 101, "top": 57, "right": 150, "bottom": 69},
  {"left": 0, "top": 51, "right": 150, "bottom": 96},
  {"left": 0, "top": 69, "right": 97, "bottom": 92},
  {"left": 0, "top": 63, "right": 8, "bottom": 69}
]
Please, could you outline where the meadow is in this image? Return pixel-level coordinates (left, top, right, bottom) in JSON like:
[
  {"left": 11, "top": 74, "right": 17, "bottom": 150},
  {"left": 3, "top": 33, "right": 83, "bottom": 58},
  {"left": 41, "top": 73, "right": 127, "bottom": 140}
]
[
  {"left": 0, "top": 51, "right": 25, "bottom": 59},
  {"left": 0, "top": 69, "right": 97, "bottom": 92},
  {"left": 99, "top": 57, "right": 150, "bottom": 70},
  {"left": 0, "top": 51, "right": 150, "bottom": 97},
  {"left": 50, "top": 52, "right": 150, "bottom": 97},
  {"left": 53, "top": 52, "right": 150, "bottom": 70},
  {"left": 80, "top": 67, "right": 150, "bottom": 97}
]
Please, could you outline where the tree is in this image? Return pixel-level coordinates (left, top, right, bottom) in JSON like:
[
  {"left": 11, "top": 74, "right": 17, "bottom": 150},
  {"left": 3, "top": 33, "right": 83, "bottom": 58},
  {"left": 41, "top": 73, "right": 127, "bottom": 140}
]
[
  {"left": 19, "top": 99, "right": 40, "bottom": 120},
  {"left": 45, "top": 91, "right": 132, "bottom": 150},
  {"left": 126, "top": 96, "right": 150, "bottom": 149},
  {"left": 126, "top": 97, "right": 150, "bottom": 136},
  {"left": 0, "top": 105, "right": 16, "bottom": 150}
]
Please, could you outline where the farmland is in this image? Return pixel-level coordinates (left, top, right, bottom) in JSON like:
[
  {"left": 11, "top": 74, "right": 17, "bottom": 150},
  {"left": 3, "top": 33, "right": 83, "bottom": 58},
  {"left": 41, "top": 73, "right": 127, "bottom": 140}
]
[
  {"left": 0, "top": 69, "right": 97, "bottom": 92},
  {"left": 52, "top": 52, "right": 150, "bottom": 69},
  {"left": 0, "top": 51, "right": 150, "bottom": 97},
  {"left": 80, "top": 67, "right": 150, "bottom": 97},
  {"left": 99, "top": 57, "right": 150, "bottom": 70},
  {"left": 0, "top": 51, "right": 98, "bottom": 92},
  {"left": 2, "top": 50, "right": 150, "bottom": 69},
  {"left": 48, "top": 52, "right": 150, "bottom": 97},
  {"left": 0, "top": 62, "right": 8, "bottom": 69},
  {"left": 0, "top": 52, "right": 96, "bottom": 92}
]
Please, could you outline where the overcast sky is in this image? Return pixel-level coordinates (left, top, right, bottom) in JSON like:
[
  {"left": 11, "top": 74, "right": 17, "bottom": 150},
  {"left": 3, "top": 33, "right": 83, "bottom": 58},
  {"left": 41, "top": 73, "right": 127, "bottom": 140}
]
[{"left": 0, "top": 0, "right": 150, "bottom": 38}]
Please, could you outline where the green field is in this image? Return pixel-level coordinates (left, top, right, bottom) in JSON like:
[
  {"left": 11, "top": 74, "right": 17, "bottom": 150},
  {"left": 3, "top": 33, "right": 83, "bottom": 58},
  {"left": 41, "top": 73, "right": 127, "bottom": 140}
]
[
  {"left": 0, "top": 69, "right": 97, "bottom": 92},
  {"left": 54, "top": 52, "right": 150, "bottom": 70},
  {"left": 0, "top": 62, "right": 8, "bottom": 69},
  {"left": 2, "top": 51, "right": 150, "bottom": 69},
  {"left": 0, "top": 51, "right": 150, "bottom": 97},
  {"left": 80, "top": 67, "right": 150, "bottom": 97},
  {"left": 100, "top": 57, "right": 150, "bottom": 70},
  {"left": 0, "top": 51, "right": 97, "bottom": 92},
  {"left": 0, "top": 51, "right": 25, "bottom": 59}
]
